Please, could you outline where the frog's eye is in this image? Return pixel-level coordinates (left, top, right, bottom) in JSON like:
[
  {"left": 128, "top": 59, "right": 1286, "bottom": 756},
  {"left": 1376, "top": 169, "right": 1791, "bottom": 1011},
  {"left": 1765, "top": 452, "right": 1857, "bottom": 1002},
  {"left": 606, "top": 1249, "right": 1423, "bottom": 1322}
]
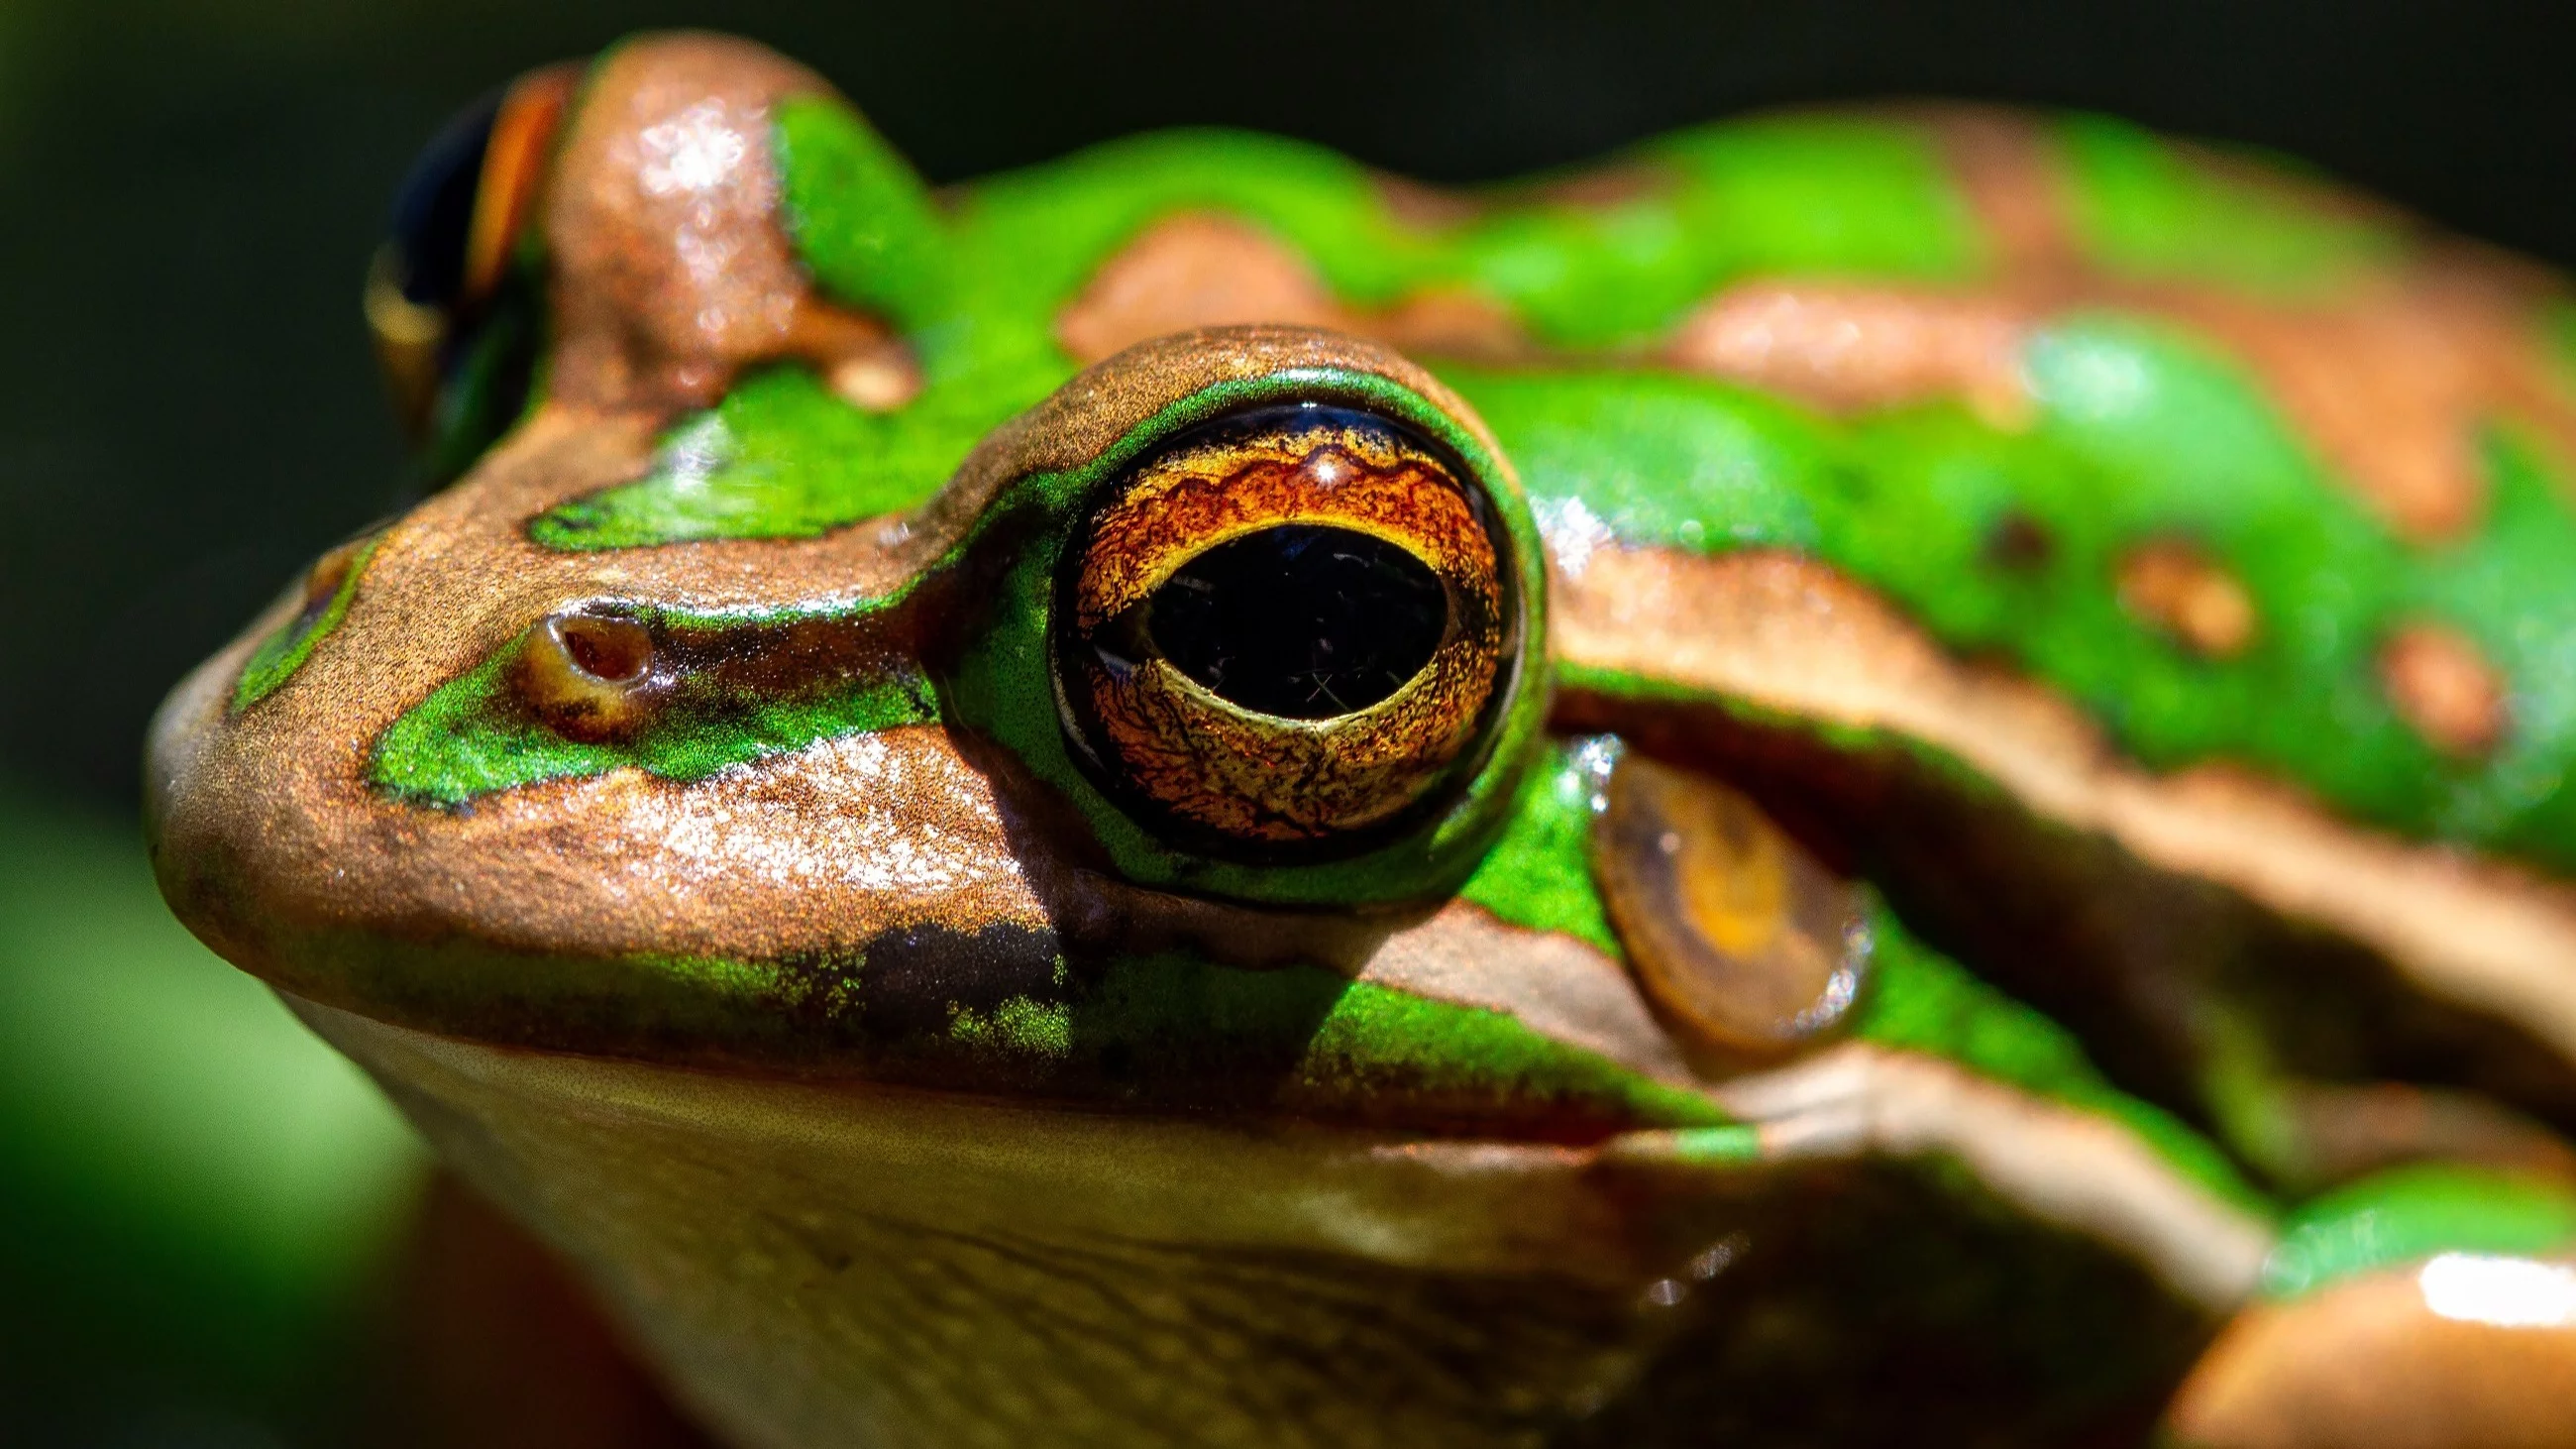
[
  {"left": 365, "top": 63, "right": 578, "bottom": 465},
  {"left": 1054, "top": 400, "right": 1520, "bottom": 856}
]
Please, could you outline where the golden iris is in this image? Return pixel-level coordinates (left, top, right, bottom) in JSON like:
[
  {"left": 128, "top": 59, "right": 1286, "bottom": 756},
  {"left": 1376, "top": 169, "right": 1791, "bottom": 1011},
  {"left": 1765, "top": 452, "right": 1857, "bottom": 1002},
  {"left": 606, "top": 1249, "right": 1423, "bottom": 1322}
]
[{"left": 1058, "top": 403, "right": 1517, "bottom": 852}]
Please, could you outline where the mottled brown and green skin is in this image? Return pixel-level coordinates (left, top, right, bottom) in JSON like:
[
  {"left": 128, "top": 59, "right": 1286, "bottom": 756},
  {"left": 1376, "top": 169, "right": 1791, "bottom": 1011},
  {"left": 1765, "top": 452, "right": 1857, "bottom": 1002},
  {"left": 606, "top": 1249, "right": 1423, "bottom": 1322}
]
[{"left": 148, "top": 31, "right": 2576, "bottom": 1449}]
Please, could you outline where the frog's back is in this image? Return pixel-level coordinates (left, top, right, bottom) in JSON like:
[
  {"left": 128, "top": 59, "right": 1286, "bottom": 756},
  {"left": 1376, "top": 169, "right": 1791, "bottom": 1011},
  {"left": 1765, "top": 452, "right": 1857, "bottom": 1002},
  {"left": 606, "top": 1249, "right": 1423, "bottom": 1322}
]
[
  {"left": 797, "top": 103, "right": 2576, "bottom": 874},
  {"left": 472, "top": 86, "right": 2576, "bottom": 1166},
  {"left": 938, "top": 105, "right": 2576, "bottom": 1170}
]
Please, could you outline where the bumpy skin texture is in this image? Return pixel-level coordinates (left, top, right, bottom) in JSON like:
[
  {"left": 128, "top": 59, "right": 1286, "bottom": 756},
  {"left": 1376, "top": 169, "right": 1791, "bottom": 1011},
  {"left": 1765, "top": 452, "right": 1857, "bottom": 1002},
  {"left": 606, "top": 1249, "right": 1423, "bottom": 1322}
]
[{"left": 150, "top": 31, "right": 2576, "bottom": 1449}]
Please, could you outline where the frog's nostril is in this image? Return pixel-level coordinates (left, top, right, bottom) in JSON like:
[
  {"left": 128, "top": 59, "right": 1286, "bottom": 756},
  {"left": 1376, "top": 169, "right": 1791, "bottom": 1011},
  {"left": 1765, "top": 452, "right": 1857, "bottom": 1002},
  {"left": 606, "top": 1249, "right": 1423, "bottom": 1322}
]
[
  {"left": 518, "top": 612, "right": 659, "bottom": 740},
  {"left": 557, "top": 614, "right": 654, "bottom": 684}
]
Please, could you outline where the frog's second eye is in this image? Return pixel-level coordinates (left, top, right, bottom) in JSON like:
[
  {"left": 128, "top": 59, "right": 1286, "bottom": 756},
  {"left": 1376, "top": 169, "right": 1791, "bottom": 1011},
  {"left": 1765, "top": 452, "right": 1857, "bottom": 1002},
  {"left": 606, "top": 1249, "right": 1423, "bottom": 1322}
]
[
  {"left": 365, "top": 64, "right": 576, "bottom": 462},
  {"left": 1056, "top": 402, "right": 1519, "bottom": 855}
]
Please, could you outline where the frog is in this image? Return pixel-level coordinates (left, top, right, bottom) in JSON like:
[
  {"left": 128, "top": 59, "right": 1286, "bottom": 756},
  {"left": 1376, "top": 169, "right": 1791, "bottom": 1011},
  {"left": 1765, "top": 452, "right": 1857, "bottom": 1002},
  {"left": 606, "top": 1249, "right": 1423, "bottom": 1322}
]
[{"left": 144, "top": 30, "right": 2576, "bottom": 1449}]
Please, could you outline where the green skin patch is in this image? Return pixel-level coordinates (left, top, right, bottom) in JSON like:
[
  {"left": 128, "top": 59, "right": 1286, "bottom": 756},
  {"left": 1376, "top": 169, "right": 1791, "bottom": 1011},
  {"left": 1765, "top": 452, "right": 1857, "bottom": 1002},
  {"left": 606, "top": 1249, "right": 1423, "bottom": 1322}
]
[
  {"left": 1064, "top": 950, "right": 1730, "bottom": 1136},
  {"left": 2056, "top": 114, "right": 2403, "bottom": 295},
  {"left": 369, "top": 598, "right": 936, "bottom": 806},
  {"left": 232, "top": 538, "right": 378, "bottom": 714},
  {"left": 527, "top": 364, "right": 1026, "bottom": 550},
  {"left": 2261, "top": 1164, "right": 2576, "bottom": 1297}
]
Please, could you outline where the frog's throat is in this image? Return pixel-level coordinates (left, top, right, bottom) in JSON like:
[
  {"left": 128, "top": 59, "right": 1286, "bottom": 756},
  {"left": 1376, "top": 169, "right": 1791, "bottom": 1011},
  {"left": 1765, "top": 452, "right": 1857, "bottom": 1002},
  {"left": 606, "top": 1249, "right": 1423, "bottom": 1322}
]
[{"left": 298, "top": 993, "right": 2272, "bottom": 1449}]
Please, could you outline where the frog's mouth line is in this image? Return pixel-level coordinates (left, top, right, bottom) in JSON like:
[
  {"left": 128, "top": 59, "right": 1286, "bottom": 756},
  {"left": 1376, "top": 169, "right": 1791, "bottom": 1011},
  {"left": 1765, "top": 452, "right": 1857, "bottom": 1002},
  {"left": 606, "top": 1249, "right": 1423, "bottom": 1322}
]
[
  {"left": 291, "top": 993, "right": 1659, "bottom": 1283},
  {"left": 234, "top": 899, "right": 1720, "bottom": 1153}
]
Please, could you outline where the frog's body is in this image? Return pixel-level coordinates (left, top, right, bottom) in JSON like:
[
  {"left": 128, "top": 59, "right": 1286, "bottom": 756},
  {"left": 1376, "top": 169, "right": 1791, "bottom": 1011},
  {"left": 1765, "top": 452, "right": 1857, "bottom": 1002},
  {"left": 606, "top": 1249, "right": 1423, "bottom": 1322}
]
[{"left": 149, "top": 33, "right": 2576, "bottom": 1449}]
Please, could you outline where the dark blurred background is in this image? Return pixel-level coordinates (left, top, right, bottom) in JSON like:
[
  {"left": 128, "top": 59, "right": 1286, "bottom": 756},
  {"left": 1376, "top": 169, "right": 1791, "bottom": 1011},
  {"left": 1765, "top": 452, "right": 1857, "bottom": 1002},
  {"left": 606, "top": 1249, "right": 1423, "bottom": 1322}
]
[{"left": 2, "top": 2, "right": 2571, "bottom": 1443}]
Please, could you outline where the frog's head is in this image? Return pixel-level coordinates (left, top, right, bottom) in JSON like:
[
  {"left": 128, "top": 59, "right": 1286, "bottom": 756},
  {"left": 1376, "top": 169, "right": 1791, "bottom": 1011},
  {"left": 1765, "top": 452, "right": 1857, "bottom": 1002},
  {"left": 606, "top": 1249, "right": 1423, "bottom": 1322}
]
[{"left": 144, "top": 35, "right": 1677, "bottom": 1142}]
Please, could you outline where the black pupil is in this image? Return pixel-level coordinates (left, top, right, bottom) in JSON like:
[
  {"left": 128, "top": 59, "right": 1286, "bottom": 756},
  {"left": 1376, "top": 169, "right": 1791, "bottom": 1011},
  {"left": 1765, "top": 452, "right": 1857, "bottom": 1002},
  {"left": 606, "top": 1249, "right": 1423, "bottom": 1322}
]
[{"left": 1144, "top": 525, "right": 1448, "bottom": 720}]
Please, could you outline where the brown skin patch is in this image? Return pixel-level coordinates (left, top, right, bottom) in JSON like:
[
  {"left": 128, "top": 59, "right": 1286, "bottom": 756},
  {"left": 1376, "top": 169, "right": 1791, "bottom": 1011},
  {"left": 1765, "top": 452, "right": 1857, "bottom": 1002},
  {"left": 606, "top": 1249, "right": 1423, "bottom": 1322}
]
[
  {"left": 1357, "top": 902, "right": 1696, "bottom": 1084},
  {"left": 1984, "top": 510, "right": 2056, "bottom": 571},
  {"left": 1520, "top": 160, "right": 1675, "bottom": 213},
  {"left": 1592, "top": 752, "right": 1869, "bottom": 1067},
  {"left": 2144, "top": 269, "right": 2572, "bottom": 543},
  {"left": 542, "top": 36, "right": 914, "bottom": 416},
  {"left": 1054, "top": 215, "right": 1342, "bottom": 365},
  {"left": 1663, "top": 281, "right": 2038, "bottom": 427},
  {"left": 1549, "top": 543, "right": 2576, "bottom": 1094},
  {"left": 2279, "top": 1079, "right": 2576, "bottom": 1186},
  {"left": 1371, "top": 172, "right": 1482, "bottom": 233},
  {"left": 1708, "top": 1043, "right": 2273, "bottom": 1308},
  {"left": 2166, "top": 1257, "right": 2576, "bottom": 1448},
  {"left": 2117, "top": 538, "right": 2260, "bottom": 659},
  {"left": 1920, "top": 104, "right": 2082, "bottom": 274},
  {"left": 2382, "top": 619, "right": 2512, "bottom": 758},
  {"left": 784, "top": 300, "right": 920, "bottom": 411},
  {"left": 1054, "top": 213, "right": 1530, "bottom": 367}
]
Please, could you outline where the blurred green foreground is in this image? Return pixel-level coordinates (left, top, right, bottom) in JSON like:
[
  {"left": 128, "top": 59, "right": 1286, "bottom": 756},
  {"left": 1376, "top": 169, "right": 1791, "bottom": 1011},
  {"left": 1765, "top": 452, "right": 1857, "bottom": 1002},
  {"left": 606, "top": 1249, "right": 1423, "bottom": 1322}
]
[{"left": 0, "top": 782, "right": 425, "bottom": 1445}]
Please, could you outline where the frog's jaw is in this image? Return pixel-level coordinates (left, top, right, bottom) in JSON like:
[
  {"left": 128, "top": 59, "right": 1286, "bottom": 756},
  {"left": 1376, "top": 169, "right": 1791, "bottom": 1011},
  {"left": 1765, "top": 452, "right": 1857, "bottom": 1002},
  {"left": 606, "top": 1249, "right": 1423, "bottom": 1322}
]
[{"left": 295, "top": 995, "right": 2260, "bottom": 1449}]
